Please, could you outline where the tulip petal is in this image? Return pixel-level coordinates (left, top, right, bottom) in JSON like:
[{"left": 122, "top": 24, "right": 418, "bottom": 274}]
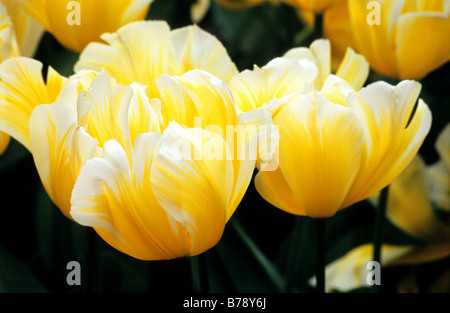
[
  {"left": 348, "top": 0, "right": 404, "bottom": 78},
  {"left": 71, "top": 134, "right": 191, "bottom": 260},
  {"left": 30, "top": 102, "right": 101, "bottom": 218},
  {"left": 284, "top": 39, "right": 331, "bottom": 89},
  {"left": 344, "top": 80, "right": 432, "bottom": 206},
  {"left": 262, "top": 92, "right": 364, "bottom": 217},
  {"left": 335, "top": 47, "right": 369, "bottom": 91},
  {"left": 385, "top": 157, "right": 450, "bottom": 242},
  {"left": 23, "top": 0, "right": 152, "bottom": 52},
  {"left": 229, "top": 57, "right": 316, "bottom": 113},
  {"left": 74, "top": 21, "right": 171, "bottom": 97},
  {"left": 0, "top": 57, "right": 66, "bottom": 151},
  {"left": 156, "top": 70, "right": 238, "bottom": 134},
  {"left": 0, "top": 132, "right": 10, "bottom": 155},
  {"left": 395, "top": 11, "right": 450, "bottom": 79},
  {"left": 168, "top": 24, "right": 238, "bottom": 81},
  {"left": 151, "top": 122, "right": 234, "bottom": 256},
  {"left": 77, "top": 74, "right": 134, "bottom": 156},
  {"left": 322, "top": 243, "right": 414, "bottom": 292}
]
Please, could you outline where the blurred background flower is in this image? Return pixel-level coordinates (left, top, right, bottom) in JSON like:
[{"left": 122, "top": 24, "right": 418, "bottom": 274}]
[
  {"left": 0, "top": 0, "right": 44, "bottom": 154},
  {"left": 21, "top": 0, "right": 154, "bottom": 52},
  {"left": 347, "top": 0, "right": 450, "bottom": 80},
  {"left": 323, "top": 124, "right": 450, "bottom": 292}
]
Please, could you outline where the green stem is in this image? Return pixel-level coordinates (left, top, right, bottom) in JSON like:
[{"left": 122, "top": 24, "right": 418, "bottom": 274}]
[
  {"left": 85, "top": 228, "right": 100, "bottom": 293},
  {"left": 284, "top": 216, "right": 304, "bottom": 292},
  {"left": 315, "top": 218, "right": 326, "bottom": 293},
  {"left": 373, "top": 186, "right": 389, "bottom": 269},
  {"left": 191, "top": 253, "right": 209, "bottom": 293}
]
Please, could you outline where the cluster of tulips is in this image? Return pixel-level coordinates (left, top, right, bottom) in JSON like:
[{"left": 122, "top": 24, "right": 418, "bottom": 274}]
[{"left": 0, "top": 0, "right": 448, "bottom": 293}]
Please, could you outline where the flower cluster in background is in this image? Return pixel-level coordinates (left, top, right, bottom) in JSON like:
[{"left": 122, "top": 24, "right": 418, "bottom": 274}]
[{"left": 0, "top": 0, "right": 448, "bottom": 293}]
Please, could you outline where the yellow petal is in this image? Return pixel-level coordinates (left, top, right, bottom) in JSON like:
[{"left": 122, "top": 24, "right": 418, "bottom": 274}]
[
  {"left": 167, "top": 24, "right": 238, "bottom": 81},
  {"left": 344, "top": 80, "right": 432, "bottom": 207},
  {"left": 156, "top": 70, "right": 238, "bottom": 135},
  {"left": 0, "top": 2, "right": 20, "bottom": 61},
  {"left": 335, "top": 47, "right": 369, "bottom": 91},
  {"left": 386, "top": 156, "right": 450, "bottom": 242},
  {"left": 2, "top": 0, "right": 44, "bottom": 57},
  {"left": 74, "top": 20, "right": 171, "bottom": 98},
  {"left": 323, "top": 0, "right": 355, "bottom": 66},
  {"left": 151, "top": 122, "right": 234, "bottom": 256},
  {"left": 22, "top": 0, "right": 153, "bottom": 52},
  {"left": 229, "top": 57, "right": 316, "bottom": 113},
  {"left": 284, "top": 39, "right": 331, "bottom": 89},
  {"left": 190, "top": 0, "right": 210, "bottom": 23},
  {"left": 323, "top": 243, "right": 414, "bottom": 292},
  {"left": 0, "top": 131, "right": 10, "bottom": 155},
  {"left": 71, "top": 134, "right": 191, "bottom": 260},
  {"left": 128, "top": 82, "right": 164, "bottom": 145},
  {"left": 348, "top": 0, "right": 403, "bottom": 78},
  {"left": 0, "top": 57, "right": 67, "bottom": 151},
  {"left": 261, "top": 92, "right": 364, "bottom": 217},
  {"left": 77, "top": 74, "right": 134, "bottom": 157},
  {"left": 395, "top": 10, "right": 450, "bottom": 79},
  {"left": 75, "top": 21, "right": 237, "bottom": 99},
  {"left": 30, "top": 102, "right": 101, "bottom": 218},
  {"left": 426, "top": 123, "right": 450, "bottom": 210}
]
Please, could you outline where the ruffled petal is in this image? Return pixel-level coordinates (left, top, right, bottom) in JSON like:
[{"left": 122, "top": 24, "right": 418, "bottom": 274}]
[
  {"left": 0, "top": 57, "right": 67, "bottom": 151},
  {"left": 151, "top": 122, "right": 233, "bottom": 256},
  {"left": 344, "top": 80, "right": 432, "bottom": 207}
]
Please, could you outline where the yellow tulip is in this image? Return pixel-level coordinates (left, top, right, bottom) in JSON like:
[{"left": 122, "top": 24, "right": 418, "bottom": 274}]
[
  {"left": 348, "top": 0, "right": 450, "bottom": 80},
  {"left": 0, "top": 0, "right": 44, "bottom": 154},
  {"left": 254, "top": 79, "right": 431, "bottom": 218},
  {"left": 322, "top": 124, "right": 450, "bottom": 292},
  {"left": 74, "top": 20, "right": 238, "bottom": 98},
  {"left": 21, "top": 0, "right": 154, "bottom": 52},
  {"left": 28, "top": 71, "right": 274, "bottom": 260},
  {"left": 191, "top": 0, "right": 211, "bottom": 23},
  {"left": 229, "top": 39, "right": 369, "bottom": 114},
  {"left": 227, "top": 38, "right": 431, "bottom": 218}
]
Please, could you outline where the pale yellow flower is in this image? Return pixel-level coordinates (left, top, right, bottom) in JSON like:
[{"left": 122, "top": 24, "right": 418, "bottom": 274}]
[
  {"left": 21, "top": 0, "right": 153, "bottom": 52},
  {"left": 28, "top": 71, "right": 274, "bottom": 260},
  {"left": 228, "top": 38, "right": 431, "bottom": 218},
  {"left": 0, "top": 0, "right": 44, "bottom": 154},
  {"left": 348, "top": 0, "right": 450, "bottom": 80},
  {"left": 74, "top": 20, "right": 238, "bottom": 99},
  {"left": 229, "top": 39, "right": 369, "bottom": 114}
]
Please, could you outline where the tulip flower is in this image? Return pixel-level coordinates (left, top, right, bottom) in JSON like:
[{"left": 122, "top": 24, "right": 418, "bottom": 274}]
[
  {"left": 321, "top": 124, "right": 450, "bottom": 292},
  {"left": 21, "top": 0, "right": 154, "bottom": 52},
  {"left": 74, "top": 20, "right": 238, "bottom": 99},
  {"left": 254, "top": 79, "right": 431, "bottom": 218},
  {"left": 229, "top": 38, "right": 369, "bottom": 115},
  {"left": 348, "top": 0, "right": 450, "bottom": 80},
  {"left": 0, "top": 0, "right": 44, "bottom": 154},
  {"left": 1, "top": 0, "right": 44, "bottom": 57},
  {"left": 28, "top": 71, "right": 275, "bottom": 260}
]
